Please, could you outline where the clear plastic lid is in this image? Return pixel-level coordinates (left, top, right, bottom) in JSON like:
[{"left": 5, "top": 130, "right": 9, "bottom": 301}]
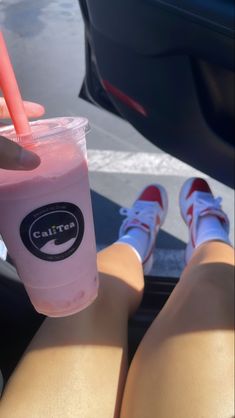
[{"left": 0, "top": 117, "right": 90, "bottom": 145}]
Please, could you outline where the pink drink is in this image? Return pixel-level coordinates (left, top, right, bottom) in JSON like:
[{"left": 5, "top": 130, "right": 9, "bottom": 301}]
[{"left": 0, "top": 118, "right": 98, "bottom": 317}]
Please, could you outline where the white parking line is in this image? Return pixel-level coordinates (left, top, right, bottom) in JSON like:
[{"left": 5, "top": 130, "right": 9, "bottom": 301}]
[{"left": 88, "top": 149, "right": 208, "bottom": 177}]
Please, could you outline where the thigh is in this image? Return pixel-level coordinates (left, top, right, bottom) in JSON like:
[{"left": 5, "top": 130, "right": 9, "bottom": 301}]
[
  {"left": 120, "top": 257, "right": 234, "bottom": 418},
  {"left": 0, "top": 259, "right": 45, "bottom": 382},
  {"left": 0, "top": 245, "right": 144, "bottom": 418}
]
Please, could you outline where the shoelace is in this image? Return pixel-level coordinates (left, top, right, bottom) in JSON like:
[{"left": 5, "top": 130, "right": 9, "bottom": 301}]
[
  {"left": 190, "top": 196, "right": 229, "bottom": 245},
  {"left": 194, "top": 196, "right": 223, "bottom": 217},
  {"left": 120, "top": 201, "right": 159, "bottom": 230}
]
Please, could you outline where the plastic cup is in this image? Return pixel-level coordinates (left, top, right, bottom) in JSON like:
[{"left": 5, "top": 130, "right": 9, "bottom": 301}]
[{"left": 0, "top": 117, "right": 98, "bottom": 317}]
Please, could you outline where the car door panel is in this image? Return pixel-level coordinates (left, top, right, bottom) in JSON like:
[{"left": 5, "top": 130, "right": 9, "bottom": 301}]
[{"left": 79, "top": 0, "right": 235, "bottom": 186}]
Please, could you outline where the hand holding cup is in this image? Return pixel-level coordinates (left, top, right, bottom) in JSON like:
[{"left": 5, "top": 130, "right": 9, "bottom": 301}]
[{"left": 0, "top": 97, "right": 44, "bottom": 170}]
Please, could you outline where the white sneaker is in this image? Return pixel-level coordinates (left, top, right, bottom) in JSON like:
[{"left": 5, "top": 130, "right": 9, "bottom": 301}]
[
  {"left": 119, "top": 184, "right": 168, "bottom": 274},
  {"left": 179, "top": 177, "right": 230, "bottom": 264}
]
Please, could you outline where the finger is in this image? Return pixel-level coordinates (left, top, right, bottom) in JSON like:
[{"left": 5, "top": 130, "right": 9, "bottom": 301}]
[
  {"left": 22, "top": 100, "right": 45, "bottom": 118},
  {"left": 0, "top": 135, "right": 40, "bottom": 170},
  {"left": 0, "top": 97, "right": 45, "bottom": 119}
]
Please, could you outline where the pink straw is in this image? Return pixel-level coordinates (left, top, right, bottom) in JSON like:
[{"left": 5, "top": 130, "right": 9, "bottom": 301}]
[{"left": 0, "top": 31, "right": 31, "bottom": 135}]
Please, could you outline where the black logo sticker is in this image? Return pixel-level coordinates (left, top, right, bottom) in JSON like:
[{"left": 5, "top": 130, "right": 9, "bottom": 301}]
[{"left": 20, "top": 202, "right": 84, "bottom": 261}]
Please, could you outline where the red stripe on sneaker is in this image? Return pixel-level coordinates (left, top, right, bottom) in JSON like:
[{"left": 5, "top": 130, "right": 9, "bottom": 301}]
[
  {"left": 187, "top": 205, "right": 193, "bottom": 226},
  {"left": 199, "top": 210, "right": 226, "bottom": 226},
  {"left": 139, "top": 186, "right": 163, "bottom": 209},
  {"left": 142, "top": 223, "right": 150, "bottom": 230},
  {"left": 186, "top": 178, "right": 211, "bottom": 199},
  {"left": 187, "top": 205, "right": 193, "bottom": 216},
  {"left": 190, "top": 230, "right": 196, "bottom": 248},
  {"left": 216, "top": 215, "right": 226, "bottom": 225}
]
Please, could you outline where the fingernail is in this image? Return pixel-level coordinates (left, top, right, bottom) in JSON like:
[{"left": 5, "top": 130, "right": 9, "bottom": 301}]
[{"left": 19, "top": 148, "right": 41, "bottom": 170}]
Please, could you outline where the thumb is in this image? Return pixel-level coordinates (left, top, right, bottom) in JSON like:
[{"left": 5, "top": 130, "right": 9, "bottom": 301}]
[{"left": 0, "top": 135, "right": 40, "bottom": 170}]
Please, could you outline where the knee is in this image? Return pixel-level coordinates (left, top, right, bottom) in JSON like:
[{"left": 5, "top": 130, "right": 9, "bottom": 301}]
[{"left": 94, "top": 272, "right": 144, "bottom": 317}]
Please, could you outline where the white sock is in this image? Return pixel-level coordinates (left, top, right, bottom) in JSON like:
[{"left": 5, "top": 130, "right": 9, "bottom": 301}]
[
  {"left": 117, "top": 227, "right": 149, "bottom": 262},
  {"left": 195, "top": 215, "right": 231, "bottom": 248}
]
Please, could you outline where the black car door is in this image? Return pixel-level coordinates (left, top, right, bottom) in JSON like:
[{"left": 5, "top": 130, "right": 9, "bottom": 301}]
[{"left": 79, "top": 0, "right": 235, "bottom": 186}]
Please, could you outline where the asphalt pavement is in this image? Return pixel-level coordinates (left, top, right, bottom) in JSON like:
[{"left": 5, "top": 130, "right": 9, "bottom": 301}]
[{"left": 0, "top": 0, "right": 234, "bottom": 277}]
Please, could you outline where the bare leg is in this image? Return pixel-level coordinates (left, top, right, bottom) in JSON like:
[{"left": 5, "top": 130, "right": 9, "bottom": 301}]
[
  {"left": 0, "top": 243, "right": 144, "bottom": 418},
  {"left": 121, "top": 242, "right": 234, "bottom": 418}
]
